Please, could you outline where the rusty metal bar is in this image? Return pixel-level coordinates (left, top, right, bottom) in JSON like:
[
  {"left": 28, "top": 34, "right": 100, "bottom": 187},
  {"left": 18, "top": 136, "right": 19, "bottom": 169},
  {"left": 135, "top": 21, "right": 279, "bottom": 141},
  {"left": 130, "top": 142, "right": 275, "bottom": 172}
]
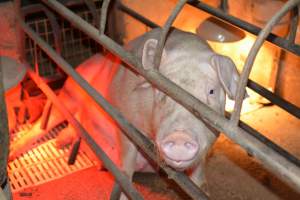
[
  {"left": 0, "top": 58, "right": 10, "bottom": 197},
  {"left": 231, "top": 0, "right": 300, "bottom": 125},
  {"left": 153, "top": 0, "right": 188, "bottom": 68},
  {"left": 187, "top": 0, "right": 300, "bottom": 56},
  {"left": 100, "top": 0, "right": 111, "bottom": 35},
  {"left": 37, "top": 0, "right": 300, "bottom": 193},
  {"left": 26, "top": 67, "right": 143, "bottom": 200},
  {"left": 21, "top": 16, "right": 209, "bottom": 200},
  {"left": 118, "top": 2, "right": 300, "bottom": 119}
]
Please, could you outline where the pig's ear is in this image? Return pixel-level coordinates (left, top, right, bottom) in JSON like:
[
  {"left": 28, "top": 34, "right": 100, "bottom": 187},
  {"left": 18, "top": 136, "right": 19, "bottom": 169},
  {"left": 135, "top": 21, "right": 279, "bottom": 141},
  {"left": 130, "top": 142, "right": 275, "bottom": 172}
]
[
  {"left": 142, "top": 38, "right": 165, "bottom": 70},
  {"left": 210, "top": 55, "right": 241, "bottom": 100}
]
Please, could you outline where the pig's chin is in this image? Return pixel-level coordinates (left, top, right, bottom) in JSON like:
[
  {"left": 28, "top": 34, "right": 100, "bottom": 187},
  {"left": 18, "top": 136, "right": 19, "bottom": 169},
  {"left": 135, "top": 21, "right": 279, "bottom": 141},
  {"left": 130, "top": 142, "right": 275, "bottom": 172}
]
[{"left": 164, "top": 157, "right": 195, "bottom": 171}]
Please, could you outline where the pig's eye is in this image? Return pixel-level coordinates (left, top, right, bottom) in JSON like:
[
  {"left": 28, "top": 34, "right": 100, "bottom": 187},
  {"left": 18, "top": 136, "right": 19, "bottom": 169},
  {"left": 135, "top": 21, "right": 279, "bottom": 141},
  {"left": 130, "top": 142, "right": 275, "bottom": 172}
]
[{"left": 209, "top": 89, "right": 214, "bottom": 95}]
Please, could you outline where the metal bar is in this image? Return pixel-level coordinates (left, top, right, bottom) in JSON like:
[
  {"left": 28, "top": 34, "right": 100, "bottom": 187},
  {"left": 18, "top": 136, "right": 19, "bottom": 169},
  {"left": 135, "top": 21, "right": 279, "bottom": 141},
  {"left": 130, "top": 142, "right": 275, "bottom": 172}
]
[
  {"left": 187, "top": 0, "right": 300, "bottom": 56},
  {"left": 83, "top": 0, "right": 100, "bottom": 28},
  {"left": 100, "top": 0, "right": 111, "bottom": 35},
  {"left": 288, "top": 6, "right": 299, "bottom": 44},
  {"left": 38, "top": 0, "right": 300, "bottom": 193},
  {"left": 41, "top": 5, "right": 62, "bottom": 54},
  {"left": 0, "top": 57, "right": 10, "bottom": 192},
  {"left": 224, "top": 112, "right": 300, "bottom": 167},
  {"left": 26, "top": 67, "right": 143, "bottom": 200},
  {"left": 118, "top": 3, "right": 300, "bottom": 119},
  {"left": 117, "top": 2, "right": 158, "bottom": 29},
  {"left": 21, "top": 16, "right": 209, "bottom": 200},
  {"left": 231, "top": 0, "right": 300, "bottom": 125},
  {"left": 247, "top": 79, "right": 300, "bottom": 119},
  {"left": 153, "top": 0, "right": 188, "bottom": 68},
  {"left": 40, "top": 100, "right": 53, "bottom": 130}
]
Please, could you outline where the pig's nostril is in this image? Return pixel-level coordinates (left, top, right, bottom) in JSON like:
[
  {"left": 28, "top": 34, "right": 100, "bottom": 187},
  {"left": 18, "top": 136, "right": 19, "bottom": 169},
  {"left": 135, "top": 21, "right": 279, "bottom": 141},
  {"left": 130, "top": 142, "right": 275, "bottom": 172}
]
[
  {"left": 184, "top": 142, "right": 197, "bottom": 150},
  {"left": 162, "top": 141, "right": 175, "bottom": 149}
]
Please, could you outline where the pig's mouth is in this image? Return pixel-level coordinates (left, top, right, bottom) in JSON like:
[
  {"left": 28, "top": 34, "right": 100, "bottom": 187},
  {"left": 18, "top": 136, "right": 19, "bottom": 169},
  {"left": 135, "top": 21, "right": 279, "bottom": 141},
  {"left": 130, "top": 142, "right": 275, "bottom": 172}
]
[{"left": 164, "top": 156, "right": 196, "bottom": 171}]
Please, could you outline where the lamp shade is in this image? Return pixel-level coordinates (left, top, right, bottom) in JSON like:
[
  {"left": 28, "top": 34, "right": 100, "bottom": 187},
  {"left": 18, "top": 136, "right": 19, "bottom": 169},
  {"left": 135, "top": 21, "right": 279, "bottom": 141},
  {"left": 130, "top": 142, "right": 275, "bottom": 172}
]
[{"left": 196, "top": 17, "right": 245, "bottom": 43}]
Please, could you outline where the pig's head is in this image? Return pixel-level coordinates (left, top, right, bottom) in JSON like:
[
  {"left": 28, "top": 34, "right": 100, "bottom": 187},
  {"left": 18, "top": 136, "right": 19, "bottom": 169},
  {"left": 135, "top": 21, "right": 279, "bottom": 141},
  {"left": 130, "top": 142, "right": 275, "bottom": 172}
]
[{"left": 130, "top": 28, "right": 241, "bottom": 171}]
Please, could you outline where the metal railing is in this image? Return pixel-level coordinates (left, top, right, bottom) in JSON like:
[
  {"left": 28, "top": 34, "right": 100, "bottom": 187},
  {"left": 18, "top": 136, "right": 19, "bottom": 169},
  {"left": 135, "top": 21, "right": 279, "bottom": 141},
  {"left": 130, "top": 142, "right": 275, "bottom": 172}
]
[{"left": 11, "top": 0, "right": 300, "bottom": 199}]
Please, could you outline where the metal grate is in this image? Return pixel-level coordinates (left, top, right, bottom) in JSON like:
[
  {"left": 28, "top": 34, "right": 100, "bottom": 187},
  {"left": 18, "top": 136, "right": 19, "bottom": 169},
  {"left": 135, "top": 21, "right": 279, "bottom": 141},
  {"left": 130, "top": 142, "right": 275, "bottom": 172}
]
[
  {"left": 8, "top": 124, "right": 98, "bottom": 192},
  {"left": 25, "top": 4, "right": 101, "bottom": 78}
]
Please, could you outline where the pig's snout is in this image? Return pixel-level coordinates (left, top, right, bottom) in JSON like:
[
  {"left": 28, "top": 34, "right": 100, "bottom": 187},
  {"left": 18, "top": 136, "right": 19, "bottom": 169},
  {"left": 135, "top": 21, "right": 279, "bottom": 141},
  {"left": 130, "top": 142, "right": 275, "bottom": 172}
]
[{"left": 160, "top": 132, "right": 199, "bottom": 170}]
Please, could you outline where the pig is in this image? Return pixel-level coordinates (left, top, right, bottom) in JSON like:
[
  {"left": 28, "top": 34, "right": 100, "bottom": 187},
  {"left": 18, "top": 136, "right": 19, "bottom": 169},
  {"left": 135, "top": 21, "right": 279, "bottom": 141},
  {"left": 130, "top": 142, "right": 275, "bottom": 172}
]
[
  {"left": 107, "top": 27, "right": 241, "bottom": 199},
  {"left": 9, "top": 27, "right": 242, "bottom": 198}
]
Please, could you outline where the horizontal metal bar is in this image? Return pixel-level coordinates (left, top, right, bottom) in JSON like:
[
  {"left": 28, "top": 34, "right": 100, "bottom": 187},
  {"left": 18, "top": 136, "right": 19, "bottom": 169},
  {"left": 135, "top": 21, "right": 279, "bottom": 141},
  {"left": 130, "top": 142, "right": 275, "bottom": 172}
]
[
  {"left": 117, "top": 2, "right": 158, "bottom": 28},
  {"left": 118, "top": 4, "right": 300, "bottom": 119},
  {"left": 224, "top": 112, "right": 300, "bottom": 168},
  {"left": 21, "top": 12, "right": 208, "bottom": 200},
  {"left": 25, "top": 63, "right": 144, "bottom": 200},
  {"left": 39, "top": 0, "right": 300, "bottom": 193},
  {"left": 248, "top": 80, "right": 300, "bottom": 119},
  {"left": 187, "top": 0, "right": 300, "bottom": 56}
]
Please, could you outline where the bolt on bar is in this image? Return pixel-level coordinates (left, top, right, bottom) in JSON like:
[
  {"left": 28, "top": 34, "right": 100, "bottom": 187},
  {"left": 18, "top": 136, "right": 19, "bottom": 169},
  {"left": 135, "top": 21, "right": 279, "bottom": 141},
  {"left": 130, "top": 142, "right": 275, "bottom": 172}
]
[
  {"left": 21, "top": 18, "right": 209, "bottom": 200},
  {"left": 118, "top": 2, "right": 300, "bottom": 119},
  {"left": 231, "top": 0, "right": 300, "bottom": 125},
  {"left": 153, "top": 0, "right": 188, "bottom": 68},
  {"left": 25, "top": 64, "right": 144, "bottom": 200},
  {"left": 40, "top": 0, "right": 300, "bottom": 193},
  {"left": 187, "top": 0, "right": 300, "bottom": 56}
]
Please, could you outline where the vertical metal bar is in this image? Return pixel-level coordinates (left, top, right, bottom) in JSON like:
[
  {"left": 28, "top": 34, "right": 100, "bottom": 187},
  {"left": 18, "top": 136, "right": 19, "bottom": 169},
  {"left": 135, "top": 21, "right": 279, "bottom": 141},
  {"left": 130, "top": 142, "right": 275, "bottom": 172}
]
[
  {"left": 288, "top": 6, "right": 299, "bottom": 44},
  {"left": 26, "top": 68, "right": 144, "bottom": 200},
  {"left": 41, "top": 5, "right": 62, "bottom": 54},
  {"left": 100, "top": 0, "right": 111, "bottom": 35},
  {"left": 230, "top": 0, "right": 300, "bottom": 125},
  {"left": 0, "top": 58, "right": 10, "bottom": 199},
  {"left": 83, "top": 0, "right": 100, "bottom": 28},
  {"left": 153, "top": 0, "right": 188, "bottom": 69}
]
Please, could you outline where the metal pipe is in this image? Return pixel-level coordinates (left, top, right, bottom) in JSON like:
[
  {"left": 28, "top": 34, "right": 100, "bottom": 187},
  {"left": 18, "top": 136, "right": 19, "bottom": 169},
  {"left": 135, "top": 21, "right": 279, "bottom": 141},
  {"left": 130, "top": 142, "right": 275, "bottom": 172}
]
[
  {"left": 83, "top": 0, "right": 100, "bottom": 28},
  {"left": 153, "top": 0, "right": 188, "bottom": 68},
  {"left": 37, "top": 0, "right": 300, "bottom": 193},
  {"left": 231, "top": 0, "right": 300, "bottom": 124},
  {"left": 117, "top": 2, "right": 158, "bottom": 29},
  {"left": 26, "top": 68, "right": 144, "bottom": 200},
  {"left": 288, "top": 6, "right": 299, "bottom": 45},
  {"left": 247, "top": 79, "right": 300, "bottom": 119},
  {"left": 187, "top": 0, "right": 300, "bottom": 56},
  {"left": 100, "top": 0, "right": 111, "bottom": 35},
  {"left": 0, "top": 57, "right": 10, "bottom": 196},
  {"left": 21, "top": 17, "right": 209, "bottom": 200}
]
